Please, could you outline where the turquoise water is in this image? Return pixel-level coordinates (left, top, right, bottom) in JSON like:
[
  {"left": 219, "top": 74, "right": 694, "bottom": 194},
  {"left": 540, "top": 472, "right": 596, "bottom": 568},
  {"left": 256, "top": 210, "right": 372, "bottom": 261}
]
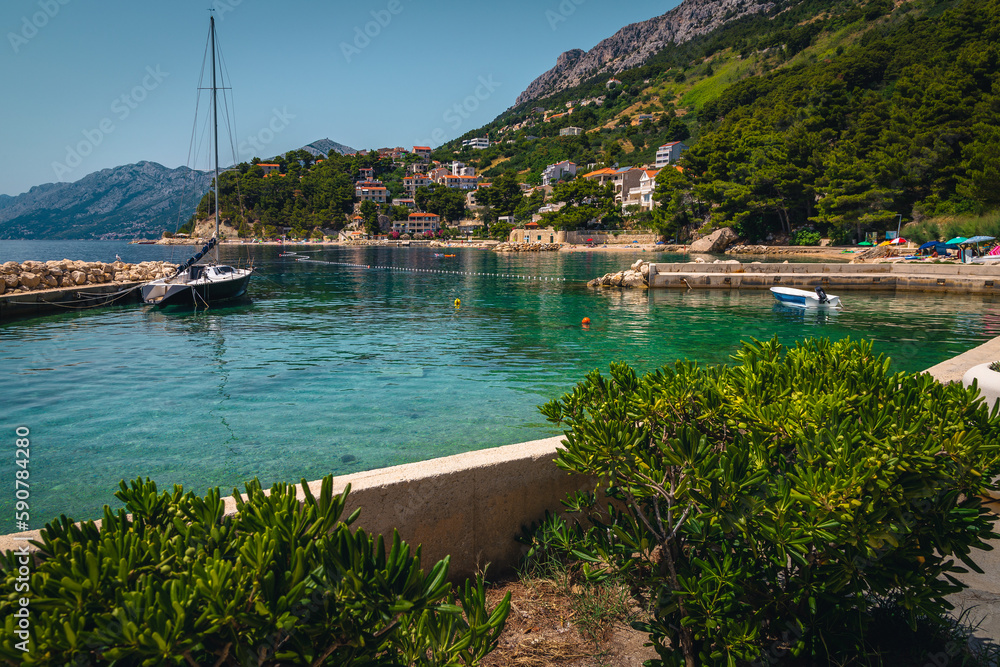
[{"left": 3, "top": 241, "right": 1000, "bottom": 526}]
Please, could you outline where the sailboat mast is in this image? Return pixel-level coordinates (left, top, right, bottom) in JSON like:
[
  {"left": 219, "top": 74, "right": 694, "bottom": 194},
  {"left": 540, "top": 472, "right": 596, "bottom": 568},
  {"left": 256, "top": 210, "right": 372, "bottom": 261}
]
[{"left": 210, "top": 15, "right": 220, "bottom": 262}]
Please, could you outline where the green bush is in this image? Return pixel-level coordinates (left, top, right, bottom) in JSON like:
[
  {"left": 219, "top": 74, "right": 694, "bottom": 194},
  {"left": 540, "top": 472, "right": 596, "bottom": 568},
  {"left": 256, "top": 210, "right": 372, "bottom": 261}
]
[
  {"left": 790, "top": 229, "right": 822, "bottom": 246},
  {"left": 0, "top": 476, "right": 509, "bottom": 665},
  {"left": 538, "top": 338, "right": 1000, "bottom": 666}
]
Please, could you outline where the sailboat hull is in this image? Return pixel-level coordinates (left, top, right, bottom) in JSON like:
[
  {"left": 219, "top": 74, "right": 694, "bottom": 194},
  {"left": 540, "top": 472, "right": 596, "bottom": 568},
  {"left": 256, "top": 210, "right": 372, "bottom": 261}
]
[{"left": 141, "top": 267, "right": 252, "bottom": 307}]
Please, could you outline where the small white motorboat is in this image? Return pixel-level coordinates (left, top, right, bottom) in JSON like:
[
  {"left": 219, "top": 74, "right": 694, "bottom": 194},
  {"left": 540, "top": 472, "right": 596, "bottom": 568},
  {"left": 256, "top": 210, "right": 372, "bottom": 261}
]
[{"left": 770, "top": 286, "right": 842, "bottom": 309}]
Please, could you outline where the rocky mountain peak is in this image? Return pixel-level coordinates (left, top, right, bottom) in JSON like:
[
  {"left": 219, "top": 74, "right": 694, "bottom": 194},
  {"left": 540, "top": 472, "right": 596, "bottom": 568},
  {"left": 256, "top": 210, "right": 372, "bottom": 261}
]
[{"left": 515, "top": 0, "right": 775, "bottom": 106}]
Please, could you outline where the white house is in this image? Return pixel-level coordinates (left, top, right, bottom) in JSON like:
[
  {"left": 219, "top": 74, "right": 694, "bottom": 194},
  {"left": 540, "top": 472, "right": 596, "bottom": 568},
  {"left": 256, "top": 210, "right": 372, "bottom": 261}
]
[
  {"left": 462, "top": 137, "right": 490, "bottom": 150},
  {"left": 655, "top": 142, "right": 687, "bottom": 168},
  {"left": 559, "top": 126, "right": 583, "bottom": 136},
  {"left": 452, "top": 161, "right": 476, "bottom": 177},
  {"left": 542, "top": 160, "right": 577, "bottom": 186},
  {"left": 623, "top": 169, "right": 660, "bottom": 211}
]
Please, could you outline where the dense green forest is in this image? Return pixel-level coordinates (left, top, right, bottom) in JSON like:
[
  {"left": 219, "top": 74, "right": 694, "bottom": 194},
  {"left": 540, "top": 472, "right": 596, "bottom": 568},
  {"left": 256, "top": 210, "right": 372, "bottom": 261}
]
[
  {"left": 436, "top": 0, "right": 1000, "bottom": 242},
  {"left": 197, "top": 0, "right": 999, "bottom": 243}
]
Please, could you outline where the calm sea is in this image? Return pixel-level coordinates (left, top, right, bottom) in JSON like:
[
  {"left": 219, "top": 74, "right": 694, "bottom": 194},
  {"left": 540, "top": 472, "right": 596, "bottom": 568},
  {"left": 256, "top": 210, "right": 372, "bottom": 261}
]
[{"left": 3, "top": 240, "right": 998, "bottom": 525}]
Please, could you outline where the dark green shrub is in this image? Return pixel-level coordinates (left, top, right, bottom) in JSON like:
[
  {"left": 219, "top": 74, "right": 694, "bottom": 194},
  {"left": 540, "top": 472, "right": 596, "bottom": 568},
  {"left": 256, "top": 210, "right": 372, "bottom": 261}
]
[
  {"left": 0, "top": 476, "right": 509, "bottom": 665},
  {"left": 538, "top": 338, "right": 1000, "bottom": 666},
  {"left": 790, "top": 229, "right": 822, "bottom": 246}
]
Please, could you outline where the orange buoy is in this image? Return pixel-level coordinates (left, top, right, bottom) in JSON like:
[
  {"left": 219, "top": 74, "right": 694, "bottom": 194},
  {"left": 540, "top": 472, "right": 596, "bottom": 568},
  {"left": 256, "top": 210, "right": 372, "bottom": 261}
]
[{"left": 582, "top": 317, "right": 591, "bottom": 326}]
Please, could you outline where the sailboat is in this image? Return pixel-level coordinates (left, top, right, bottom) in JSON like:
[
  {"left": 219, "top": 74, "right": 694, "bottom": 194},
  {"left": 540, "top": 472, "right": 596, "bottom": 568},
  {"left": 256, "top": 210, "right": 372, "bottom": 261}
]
[{"left": 141, "top": 15, "right": 252, "bottom": 308}]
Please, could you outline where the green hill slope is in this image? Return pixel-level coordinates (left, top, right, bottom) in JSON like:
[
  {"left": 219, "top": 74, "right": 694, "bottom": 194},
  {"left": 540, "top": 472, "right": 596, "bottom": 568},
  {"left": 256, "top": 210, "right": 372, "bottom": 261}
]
[{"left": 436, "top": 0, "right": 999, "bottom": 241}]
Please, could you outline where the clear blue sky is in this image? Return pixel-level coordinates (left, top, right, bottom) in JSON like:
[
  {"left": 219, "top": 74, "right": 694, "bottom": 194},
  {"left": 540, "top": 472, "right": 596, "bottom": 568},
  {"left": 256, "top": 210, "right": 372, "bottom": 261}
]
[{"left": 0, "top": 0, "right": 678, "bottom": 196}]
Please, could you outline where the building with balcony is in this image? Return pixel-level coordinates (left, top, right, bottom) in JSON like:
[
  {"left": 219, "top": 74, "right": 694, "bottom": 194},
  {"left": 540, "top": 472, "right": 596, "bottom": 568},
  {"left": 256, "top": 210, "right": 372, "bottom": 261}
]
[
  {"left": 462, "top": 137, "right": 490, "bottom": 150},
  {"left": 655, "top": 142, "right": 687, "bottom": 168}
]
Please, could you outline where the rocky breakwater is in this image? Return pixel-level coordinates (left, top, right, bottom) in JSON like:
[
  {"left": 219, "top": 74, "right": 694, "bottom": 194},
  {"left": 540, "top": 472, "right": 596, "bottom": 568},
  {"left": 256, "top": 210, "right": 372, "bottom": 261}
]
[
  {"left": 0, "top": 260, "right": 177, "bottom": 295},
  {"left": 588, "top": 258, "right": 651, "bottom": 288},
  {"left": 493, "top": 242, "right": 561, "bottom": 253}
]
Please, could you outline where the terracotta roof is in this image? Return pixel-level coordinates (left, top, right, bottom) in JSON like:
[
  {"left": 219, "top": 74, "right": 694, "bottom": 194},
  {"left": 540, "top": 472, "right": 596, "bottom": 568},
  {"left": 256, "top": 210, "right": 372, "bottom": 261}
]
[
  {"left": 409, "top": 212, "right": 440, "bottom": 219},
  {"left": 413, "top": 146, "right": 431, "bottom": 151},
  {"left": 258, "top": 163, "right": 279, "bottom": 167}
]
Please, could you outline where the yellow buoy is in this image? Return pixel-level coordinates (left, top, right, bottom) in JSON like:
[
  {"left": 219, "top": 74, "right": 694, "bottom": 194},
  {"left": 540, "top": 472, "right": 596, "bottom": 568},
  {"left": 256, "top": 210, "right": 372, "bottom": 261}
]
[{"left": 454, "top": 298, "right": 461, "bottom": 308}]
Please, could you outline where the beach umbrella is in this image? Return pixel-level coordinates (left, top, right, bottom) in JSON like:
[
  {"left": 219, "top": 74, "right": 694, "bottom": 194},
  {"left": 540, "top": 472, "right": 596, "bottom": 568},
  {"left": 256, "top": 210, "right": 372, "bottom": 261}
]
[
  {"left": 858, "top": 241, "right": 873, "bottom": 246},
  {"left": 945, "top": 236, "right": 968, "bottom": 245},
  {"left": 888, "top": 237, "right": 907, "bottom": 245},
  {"left": 878, "top": 241, "right": 891, "bottom": 246}
]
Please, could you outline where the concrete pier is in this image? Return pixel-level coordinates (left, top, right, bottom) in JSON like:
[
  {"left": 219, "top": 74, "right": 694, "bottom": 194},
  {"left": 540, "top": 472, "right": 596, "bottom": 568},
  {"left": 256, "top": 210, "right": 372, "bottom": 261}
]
[
  {"left": 0, "top": 281, "right": 145, "bottom": 321},
  {"left": 648, "top": 262, "right": 1000, "bottom": 294}
]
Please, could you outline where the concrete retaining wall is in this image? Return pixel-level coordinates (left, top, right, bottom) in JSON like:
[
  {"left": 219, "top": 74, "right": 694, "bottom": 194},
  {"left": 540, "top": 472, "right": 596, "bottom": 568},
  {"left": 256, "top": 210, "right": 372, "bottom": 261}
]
[{"left": 0, "top": 436, "right": 593, "bottom": 580}]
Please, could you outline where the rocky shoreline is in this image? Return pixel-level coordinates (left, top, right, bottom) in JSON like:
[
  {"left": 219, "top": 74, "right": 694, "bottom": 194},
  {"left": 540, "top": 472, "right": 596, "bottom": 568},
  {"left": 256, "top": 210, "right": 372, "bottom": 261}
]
[{"left": 0, "top": 260, "right": 177, "bottom": 295}]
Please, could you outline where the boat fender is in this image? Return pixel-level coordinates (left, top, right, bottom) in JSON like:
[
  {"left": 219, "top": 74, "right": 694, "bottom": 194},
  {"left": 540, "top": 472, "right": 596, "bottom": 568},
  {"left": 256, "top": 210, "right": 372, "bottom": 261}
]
[{"left": 815, "top": 285, "right": 829, "bottom": 304}]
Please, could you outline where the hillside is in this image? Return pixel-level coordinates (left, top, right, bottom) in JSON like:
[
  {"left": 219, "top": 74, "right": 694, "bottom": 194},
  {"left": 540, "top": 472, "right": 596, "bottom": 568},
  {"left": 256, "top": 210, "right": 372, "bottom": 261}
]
[
  {"left": 432, "top": 0, "right": 999, "bottom": 242},
  {"left": 516, "top": 0, "right": 775, "bottom": 105},
  {"left": 0, "top": 139, "right": 357, "bottom": 239}
]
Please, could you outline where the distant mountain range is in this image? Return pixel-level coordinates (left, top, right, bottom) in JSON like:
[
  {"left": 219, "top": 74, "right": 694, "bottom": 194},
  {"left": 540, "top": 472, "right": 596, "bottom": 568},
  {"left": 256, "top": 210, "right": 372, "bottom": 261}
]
[
  {"left": 0, "top": 162, "right": 212, "bottom": 240},
  {"left": 0, "top": 139, "right": 357, "bottom": 239},
  {"left": 515, "top": 0, "right": 774, "bottom": 105}
]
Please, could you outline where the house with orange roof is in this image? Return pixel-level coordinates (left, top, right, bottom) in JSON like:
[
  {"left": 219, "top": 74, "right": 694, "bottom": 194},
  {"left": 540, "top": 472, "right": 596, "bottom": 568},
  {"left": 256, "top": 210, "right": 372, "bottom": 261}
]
[
  {"left": 393, "top": 212, "right": 441, "bottom": 235},
  {"left": 413, "top": 146, "right": 432, "bottom": 162},
  {"left": 428, "top": 166, "right": 450, "bottom": 183},
  {"left": 403, "top": 174, "right": 433, "bottom": 198},
  {"left": 623, "top": 169, "right": 659, "bottom": 211},
  {"left": 355, "top": 183, "right": 390, "bottom": 203},
  {"left": 581, "top": 167, "right": 617, "bottom": 187},
  {"left": 257, "top": 163, "right": 280, "bottom": 176}
]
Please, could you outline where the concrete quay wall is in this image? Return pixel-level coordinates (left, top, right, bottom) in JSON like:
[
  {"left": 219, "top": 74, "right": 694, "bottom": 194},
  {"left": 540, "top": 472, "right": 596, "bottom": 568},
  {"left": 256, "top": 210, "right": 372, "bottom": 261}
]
[
  {"left": 648, "top": 262, "right": 1000, "bottom": 294},
  {"left": 0, "top": 436, "right": 594, "bottom": 580}
]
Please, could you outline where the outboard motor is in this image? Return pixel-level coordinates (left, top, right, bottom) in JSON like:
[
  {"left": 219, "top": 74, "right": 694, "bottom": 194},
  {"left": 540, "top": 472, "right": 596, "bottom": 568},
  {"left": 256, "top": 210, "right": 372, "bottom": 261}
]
[{"left": 815, "top": 285, "right": 829, "bottom": 304}]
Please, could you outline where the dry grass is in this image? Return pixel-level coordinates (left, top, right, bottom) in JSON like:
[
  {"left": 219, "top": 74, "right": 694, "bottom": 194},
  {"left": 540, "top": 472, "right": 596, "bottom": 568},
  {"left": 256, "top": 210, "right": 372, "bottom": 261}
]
[{"left": 481, "top": 572, "right": 659, "bottom": 667}]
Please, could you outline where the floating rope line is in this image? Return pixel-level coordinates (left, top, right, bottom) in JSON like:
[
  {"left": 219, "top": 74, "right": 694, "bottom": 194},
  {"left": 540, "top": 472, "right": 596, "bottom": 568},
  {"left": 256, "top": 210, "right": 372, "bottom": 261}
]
[{"left": 295, "top": 258, "right": 567, "bottom": 282}]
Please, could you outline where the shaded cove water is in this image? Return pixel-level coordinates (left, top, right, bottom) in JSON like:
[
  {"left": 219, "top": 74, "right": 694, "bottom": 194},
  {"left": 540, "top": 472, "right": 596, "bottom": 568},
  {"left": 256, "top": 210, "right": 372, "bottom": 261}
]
[{"left": 3, "top": 240, "right": 1000, "bottom": 525}]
